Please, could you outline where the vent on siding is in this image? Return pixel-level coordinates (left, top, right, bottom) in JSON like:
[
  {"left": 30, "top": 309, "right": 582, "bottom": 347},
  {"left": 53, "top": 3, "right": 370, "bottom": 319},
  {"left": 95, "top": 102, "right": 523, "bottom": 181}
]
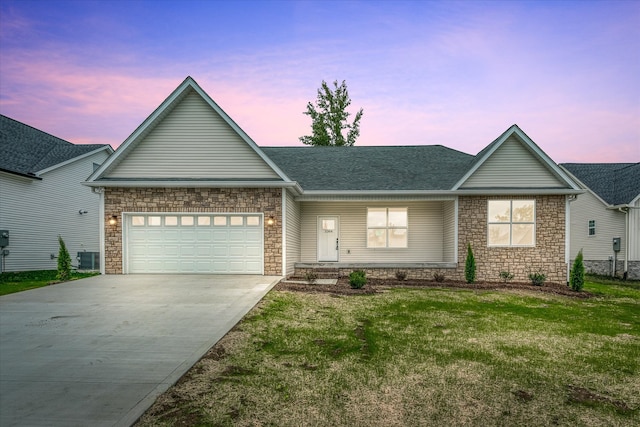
[{"left": 77, "top": 252, "right": 100, "bottom": 270}]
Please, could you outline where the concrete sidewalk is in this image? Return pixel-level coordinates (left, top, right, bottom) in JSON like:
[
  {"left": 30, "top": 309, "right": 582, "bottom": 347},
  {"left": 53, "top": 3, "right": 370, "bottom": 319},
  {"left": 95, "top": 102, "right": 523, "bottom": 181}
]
[{"left": 0, "top": 274, "right": 280, "bottom": 426}]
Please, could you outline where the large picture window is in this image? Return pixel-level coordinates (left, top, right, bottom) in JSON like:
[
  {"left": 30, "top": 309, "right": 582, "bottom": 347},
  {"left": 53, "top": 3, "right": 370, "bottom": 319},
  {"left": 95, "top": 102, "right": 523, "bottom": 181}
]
[
  {"left": 367, "top": 208, "right": 408, "bottom": 248},
  {"left": 487, "top": 200, "right": 535, "bottom": 246}
]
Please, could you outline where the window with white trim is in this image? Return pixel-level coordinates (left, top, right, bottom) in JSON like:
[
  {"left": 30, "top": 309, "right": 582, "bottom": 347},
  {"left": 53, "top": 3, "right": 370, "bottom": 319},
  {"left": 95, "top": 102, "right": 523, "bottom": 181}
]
[
  {"left": 588, "top": 220, "right": 596, "bottom": 236},
  {"left": 487, "top": 200, "right": 535, "bottom": 246},
  {"left": 367, "top": 207, "right": 408, "bottom": 248}
]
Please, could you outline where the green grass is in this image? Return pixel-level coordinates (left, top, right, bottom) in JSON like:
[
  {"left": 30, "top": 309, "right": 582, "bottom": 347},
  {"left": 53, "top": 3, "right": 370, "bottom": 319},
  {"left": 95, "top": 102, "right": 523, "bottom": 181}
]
[
  {"left": 138, "top": 278, "right": 640, "bottom": 427},
  {"left": 0, "top": 270, "right": 99, "bottom": 296}
]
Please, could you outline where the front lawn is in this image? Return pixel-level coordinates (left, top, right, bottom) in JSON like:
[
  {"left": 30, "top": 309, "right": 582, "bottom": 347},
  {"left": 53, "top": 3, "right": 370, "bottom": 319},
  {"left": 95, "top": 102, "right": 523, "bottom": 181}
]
[
  {"left": 137, "top": 278, "right": 639, "bottom": 426},
  {"left": 0, "top": 270, "right": 99, "bottom": 296}
]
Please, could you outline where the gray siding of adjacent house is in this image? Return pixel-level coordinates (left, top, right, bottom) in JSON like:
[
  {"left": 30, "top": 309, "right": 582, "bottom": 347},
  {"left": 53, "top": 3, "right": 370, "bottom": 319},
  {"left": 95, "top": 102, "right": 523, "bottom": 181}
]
[
  {"left": 106, "top": 90, "right": 280, "bottom": 179},
  {"left": 568, "top": 190, "right": 626, "bottom": 261},
  {"left": 284, "top": 189, "right": 301, "bottom": 276},
  {"left": 299, "top": 201, "right": 451, "bottom": 263},
  {"left": 0, "top": 150, "right": 110, "bottom": 271},
  {"left": 462, "top": 136, "right": 565, "bottom": 188}
]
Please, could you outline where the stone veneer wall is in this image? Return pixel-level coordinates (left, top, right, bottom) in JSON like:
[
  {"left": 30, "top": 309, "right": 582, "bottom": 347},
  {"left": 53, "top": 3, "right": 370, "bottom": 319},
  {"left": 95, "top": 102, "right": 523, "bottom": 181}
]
[
  {"left": 582, "top": 260, "right": 640, "bottom": 280},
  {"left": 104, "top": 187, "right": 282, "bottom": 275},
  {"left": 456, "top": 195, "right": 567, "bottom": 283}
]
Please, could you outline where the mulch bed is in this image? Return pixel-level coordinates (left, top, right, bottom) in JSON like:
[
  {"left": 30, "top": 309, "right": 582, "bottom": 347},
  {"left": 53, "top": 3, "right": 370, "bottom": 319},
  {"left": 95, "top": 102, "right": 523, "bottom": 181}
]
[{"left": 275, "top": 277, "right": 593, "bottom": 298}]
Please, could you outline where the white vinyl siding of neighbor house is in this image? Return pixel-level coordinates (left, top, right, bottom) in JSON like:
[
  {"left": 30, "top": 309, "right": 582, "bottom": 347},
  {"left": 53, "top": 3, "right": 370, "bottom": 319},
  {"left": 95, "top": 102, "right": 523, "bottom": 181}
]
[
  {"left": 106, "top": 90, "right": 280, "bottom": 179},
  {"left": 299, "top": 201, "right": 448, "bottom": 263},
  {"left": 569, "top": 191, "right": 626, "bottom": 261},
  {"left": 0, "top": 150, "right": 110, "bottom": 272},
  {"left": 284, "top": 189, "right": 301, "bottom": 275},
  {"left": 462, "top": 136, "right": 565, "bottom": 188}
]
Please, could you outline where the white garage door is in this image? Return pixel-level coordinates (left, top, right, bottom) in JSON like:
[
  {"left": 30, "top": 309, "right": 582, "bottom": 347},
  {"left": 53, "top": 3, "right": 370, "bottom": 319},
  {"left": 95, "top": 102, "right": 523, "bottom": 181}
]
[{"left": 124, "top": 213, "right": 263, "bottom": 274}]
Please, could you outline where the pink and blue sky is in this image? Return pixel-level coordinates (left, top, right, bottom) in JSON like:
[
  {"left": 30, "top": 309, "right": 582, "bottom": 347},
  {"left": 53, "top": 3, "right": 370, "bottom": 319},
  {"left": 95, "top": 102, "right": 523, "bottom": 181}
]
[{"left": 1, "top": 0, "right": 638, "bottom": 162}]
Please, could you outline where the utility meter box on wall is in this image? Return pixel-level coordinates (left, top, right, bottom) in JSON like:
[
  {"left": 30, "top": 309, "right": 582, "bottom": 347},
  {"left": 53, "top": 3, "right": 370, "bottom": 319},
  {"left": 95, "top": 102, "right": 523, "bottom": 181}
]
[
  {"left": 0, "top": 230, "right": 8, "bottom": 247},
  {"left": 613, "top": 237, "right": 621, "bottom": 252}
]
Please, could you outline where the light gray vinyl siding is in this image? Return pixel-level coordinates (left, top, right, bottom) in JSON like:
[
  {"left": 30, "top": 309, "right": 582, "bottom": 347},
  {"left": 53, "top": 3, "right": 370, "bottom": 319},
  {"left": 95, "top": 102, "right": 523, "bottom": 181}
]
[
  {"left": 462, "top": 136, "right": 565, "bottom": 188},
  {"left": 285, "top": 189, "right": 301, "bottom": 275},
  {"left": 0, "top": 151, "right": 110, "bottom": 272},
  {"left": 106, "top": 90, "right": 279, "bottom": 179},
  {"left": 442, "top": 200, "right": 456, "bottom": 262},
  {"left": 569, "top": 191, "right": 626, "bottom": 260},
  {"left": 300, "top": 201, "right": 451, "bottom": 263}
]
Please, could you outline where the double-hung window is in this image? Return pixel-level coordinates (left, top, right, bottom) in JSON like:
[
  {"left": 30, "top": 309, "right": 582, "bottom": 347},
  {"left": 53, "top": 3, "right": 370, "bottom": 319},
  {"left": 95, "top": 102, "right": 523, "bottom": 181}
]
[
  {"left": 367, "top": 208, "right": 408, "bottom": 248},
  {"left": 588, "top": 220, "right": 596, "bottom": 236},
  {"left": 487, "top": 200, "right": 535, "bottom": 246}
]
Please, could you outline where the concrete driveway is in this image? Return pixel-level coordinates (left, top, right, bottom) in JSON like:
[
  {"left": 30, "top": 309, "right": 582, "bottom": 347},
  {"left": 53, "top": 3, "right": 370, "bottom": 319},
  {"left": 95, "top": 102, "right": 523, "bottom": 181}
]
[{"left": 0, "top": 274, "right": 280, "bottom": 427}]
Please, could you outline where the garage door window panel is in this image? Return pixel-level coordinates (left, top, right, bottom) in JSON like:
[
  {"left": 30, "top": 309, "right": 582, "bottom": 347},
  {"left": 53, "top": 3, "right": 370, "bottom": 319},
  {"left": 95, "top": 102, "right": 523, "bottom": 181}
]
[{"left": 132, "top": 216, "right": 145, "bottom": 226}]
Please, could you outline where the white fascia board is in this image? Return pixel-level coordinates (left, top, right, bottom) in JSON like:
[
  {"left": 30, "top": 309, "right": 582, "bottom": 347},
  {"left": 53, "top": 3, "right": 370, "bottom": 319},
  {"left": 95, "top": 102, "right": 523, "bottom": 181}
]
[
  {"left": 37, "top": 146, "right": 114, "bottom": 175},
  {"left": 296, "top": 188, "right": 582, "bottom": 201},
  {"left": 83, "top": 180, "right": 300, "bottom": 188},
  {"left": 453, "top": 188, "right": 584, "bottom": 196},
  {"left": 296, "top": 190, "right": 457, "bottom": 202},
  {"left": 0, "top": 169, "right": 41, "bottom": 181}
]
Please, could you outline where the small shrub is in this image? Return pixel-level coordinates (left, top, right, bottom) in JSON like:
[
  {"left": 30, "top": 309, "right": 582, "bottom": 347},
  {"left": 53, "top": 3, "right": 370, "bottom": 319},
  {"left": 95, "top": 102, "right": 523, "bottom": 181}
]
[
  {"left": 465, "top": 243, "right": 476, "bottom": 284},
  {"left": 570, "top": 250, "right": 585, "bottom": 292},
  {"left": 433, "top": 272, "right": 445, "bottom": 282},
  {"left": 528, "top": 271, "right": 546, "bottom": 286},
  {"left": 304, "top": 271, "right": 318, "bottom": 285},
  {"left": 349, "top": 270, "right": 367, "bottom": 289},
  {"left": 56, "top": 235, "right": 72, "bottom": 281},
  {"left": 395, "top": 270, "right": 407, "bottom": 281},
  {"left": 499, "top": 271, "right": 514, "bottom": 283}
]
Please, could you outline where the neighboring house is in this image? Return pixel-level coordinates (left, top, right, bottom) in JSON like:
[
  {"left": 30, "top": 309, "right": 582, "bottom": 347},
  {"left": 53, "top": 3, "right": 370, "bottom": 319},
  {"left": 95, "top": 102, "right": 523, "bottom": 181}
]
[
  {"left": 560, "top": 163, "right": 640, "bottom": 280},
  {"left": 86, "top": 77, "right": 582, "bottom": 282},
  {"left": 0, "top": 115, "right": 113, "bottom": 272}
]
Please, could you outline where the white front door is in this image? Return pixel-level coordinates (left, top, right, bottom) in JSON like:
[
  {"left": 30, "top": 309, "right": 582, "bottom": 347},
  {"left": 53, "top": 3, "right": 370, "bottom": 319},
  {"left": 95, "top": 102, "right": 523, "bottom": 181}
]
[{"left": 318, "top": 216, "right": 339, "bottom": 262}]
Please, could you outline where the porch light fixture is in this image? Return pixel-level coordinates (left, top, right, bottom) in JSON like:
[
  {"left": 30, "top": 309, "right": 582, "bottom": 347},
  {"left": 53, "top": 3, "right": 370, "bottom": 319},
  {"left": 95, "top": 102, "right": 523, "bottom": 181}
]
[
  {"left": 266, "top": 216, "right": 275, "bottom": 226},
  {"left": 109, "top": 215, "right": 117, "bottom": 225}
]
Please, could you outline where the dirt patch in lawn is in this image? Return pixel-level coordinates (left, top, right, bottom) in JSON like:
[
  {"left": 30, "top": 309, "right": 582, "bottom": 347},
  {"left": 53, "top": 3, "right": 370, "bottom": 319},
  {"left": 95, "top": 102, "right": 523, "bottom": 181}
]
[{"left": 275, "top": 277, "right": 593, "bottom": 298}]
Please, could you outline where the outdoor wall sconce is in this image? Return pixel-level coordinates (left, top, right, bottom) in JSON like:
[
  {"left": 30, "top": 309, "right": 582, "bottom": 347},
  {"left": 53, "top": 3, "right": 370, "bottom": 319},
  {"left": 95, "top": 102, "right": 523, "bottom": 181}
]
[
  {"left": 266, "top": 216, "right": 275, "bottom": 226},
  {"left": 109, "top": 215, "right": 118, "bottom": 225}
]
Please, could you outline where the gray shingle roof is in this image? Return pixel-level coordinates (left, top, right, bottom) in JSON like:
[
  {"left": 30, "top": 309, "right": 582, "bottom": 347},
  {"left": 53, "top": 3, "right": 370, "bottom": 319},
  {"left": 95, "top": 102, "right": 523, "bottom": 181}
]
[
  {"left": 0, "top": 114, "right": 109, "bottom": 177},
  {"left": 262, "top": 145, "right": 475, "bottom": 191},
  {"left": 561, "top": 163, "right": 640, "bottom": 205}
]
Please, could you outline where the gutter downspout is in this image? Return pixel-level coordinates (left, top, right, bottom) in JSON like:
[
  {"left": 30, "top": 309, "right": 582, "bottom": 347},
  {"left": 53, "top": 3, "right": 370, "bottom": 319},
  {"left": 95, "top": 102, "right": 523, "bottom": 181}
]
[
  {"left": 566, "top": 194, "right": 577, "bottom": 284},
  {"left": 282, "top": 188, "right": 287, "bottom": 277},
  {"left": 94, "top": 187, "right": 106, "bottom": 275},
  {"left": 619, "top": 207, "right": 629, "bottom": 279}
]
